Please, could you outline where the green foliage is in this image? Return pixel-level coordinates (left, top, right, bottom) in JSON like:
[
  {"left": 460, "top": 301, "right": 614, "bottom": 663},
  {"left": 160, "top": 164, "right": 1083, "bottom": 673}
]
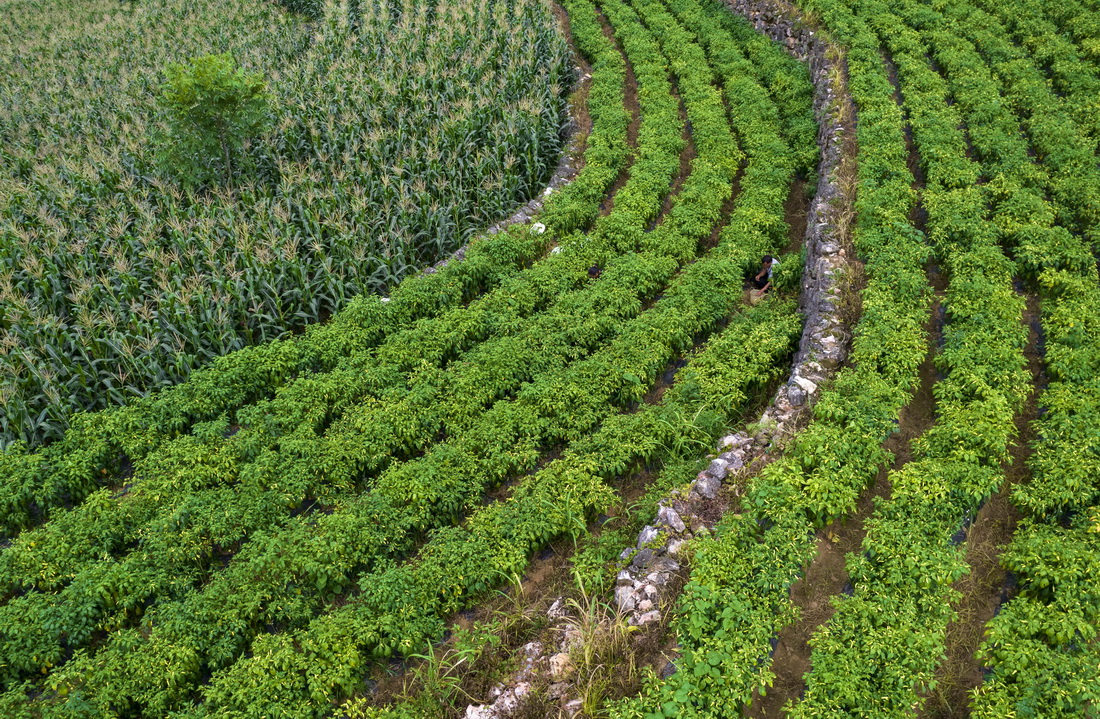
[
  {"left": 617, "top": 0, "right": 929, "bottom": 712},
  {"left": 0, "top": 0, "right": 571, "bottom": 447},
  {"left": 0, "top": 0, "right": 810, "bottom": 711},
  {"left": 158, "top": 53, "right": 271, "bottom": 187}
]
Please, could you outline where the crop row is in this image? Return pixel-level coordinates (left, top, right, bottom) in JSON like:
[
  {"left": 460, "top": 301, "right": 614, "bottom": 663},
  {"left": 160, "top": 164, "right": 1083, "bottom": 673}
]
[
  {"left": 890, "top": 2, "right": 1100, "bottom": 714},
  {"left": 696, "top": 0, "right": 817, "bottom": 182},
  {"left": 612, "top": 0, "right": 935, "bottom": 713},
  {"left": 0, "top": 0, "right": 680, "bottom": 593},
  {"left": 943, "top": 2, "right": 1100, "bottom": 253},
  {"left": 0, "top": 0, "right": 646, "bottom": 544},
  {"left": 0, "top": 0, "right": 689, "bottom": 697},
  {"left": 1041, "top": 0, "right": 1100, "bottom": 68},
  {"left": 0, "top": 0, "right": 572, "bottom": 446},
  {"left": 180, "top": 299, "right": 803, "bottom": 719},
  {"left": 0, "top": 0, "right": 751, "bottom": 710},
  {"left": 970, "top": 0, "right": 1100, "bottom": 148},
  {"left": 785, "top": 0, "right": 1032, "bottom": 712},
  {"left": 897, "top": 0, "right": 1100, "bottom": 714}
]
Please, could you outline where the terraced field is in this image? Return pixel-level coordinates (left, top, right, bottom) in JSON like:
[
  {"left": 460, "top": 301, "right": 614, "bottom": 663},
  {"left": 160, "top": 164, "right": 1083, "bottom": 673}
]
[{"left": 1, "top": 0, "right": 1098, "bottom": 717}]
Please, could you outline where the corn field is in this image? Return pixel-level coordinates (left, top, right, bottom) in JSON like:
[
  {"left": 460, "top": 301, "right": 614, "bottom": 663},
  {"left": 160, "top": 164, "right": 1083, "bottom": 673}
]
[{"left": 0, "top": 0, "right": 570, "bottom": 447}]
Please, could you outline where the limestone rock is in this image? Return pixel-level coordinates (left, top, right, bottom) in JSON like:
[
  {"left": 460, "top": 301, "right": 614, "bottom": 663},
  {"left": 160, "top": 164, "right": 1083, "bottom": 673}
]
[
  {"left": 692, "top": 475, "right": 720, "bottom": 500},
  {"left": 636, "top": 525, "right": 660, "bottom": 548},
  {"left": 656, "top": 505, "right": 686, "bottom": 533},
  {"left": 793, "top": 375, "right": 818, "bottom": 396},
  {"left": 549, "top": 653, "right": 574, "bottom": 680},
  {"left": 630, "top": 610, "right": 662, "bottom": 626},
  {"left": 547, "top": 598, "right": 568, "bottom": 620},
  {"left": 631, "top": 547, "right": 656, "bottom": 570},
  {"left": 615, "top": 585, "right": 637, "bottom": 612},
  {"left": 522, "top": 642, "right": 543, "bottom": 663},
  {"left": 706, "top": 457, "right": 730, "bottom": 479}
]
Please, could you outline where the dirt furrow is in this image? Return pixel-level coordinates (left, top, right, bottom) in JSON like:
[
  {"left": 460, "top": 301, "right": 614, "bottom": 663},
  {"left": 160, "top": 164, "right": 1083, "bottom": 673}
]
[
  {"left": 750, "top": 261, "right": 944, "bottom": 718},
  {"left": 919, "top": 292, "right": 1042, "bottom": 719},
  {"left": 596, "top": 8, "right": 643, "bottom": 216}
]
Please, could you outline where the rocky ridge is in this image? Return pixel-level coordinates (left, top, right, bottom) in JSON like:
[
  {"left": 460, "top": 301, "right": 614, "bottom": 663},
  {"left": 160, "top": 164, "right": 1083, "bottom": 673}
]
[{"left": 465, "top": 1, "right": 857, "bottom": 715}]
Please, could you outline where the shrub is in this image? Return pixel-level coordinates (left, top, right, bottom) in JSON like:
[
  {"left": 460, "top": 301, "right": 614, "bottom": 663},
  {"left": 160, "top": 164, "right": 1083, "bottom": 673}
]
[{"left": 158, "top": 53, "right": 271, "bottom": 187}]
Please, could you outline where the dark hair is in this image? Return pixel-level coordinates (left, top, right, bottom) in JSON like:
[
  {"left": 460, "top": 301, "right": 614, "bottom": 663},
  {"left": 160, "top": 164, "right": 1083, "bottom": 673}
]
[
  {"left": 762, "top": 254, "right": 774, "bottom": 264},
  {"left": 588, "top": 265, "right": 602, "bottom": 278}
]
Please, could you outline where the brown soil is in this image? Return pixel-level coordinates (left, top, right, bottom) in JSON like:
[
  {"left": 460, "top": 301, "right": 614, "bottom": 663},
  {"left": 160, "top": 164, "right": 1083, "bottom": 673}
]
[
  {"left": 918, "top": 293, "right": 1041, "bottom": 719},
  {"left": 652, "top": 82, "right": 697, "bottom": 229},
  {"left": 782, "top": 178, "right": 810, "bottom": 254},
  {"left": 597, "top": 9, "right": 642, "bottom": 217},
  {"left": 550, "top": 1, "right": 594, "bottom": 167},
  {"left": 748, "top": 257, "right": 945, "bottom": 718}
]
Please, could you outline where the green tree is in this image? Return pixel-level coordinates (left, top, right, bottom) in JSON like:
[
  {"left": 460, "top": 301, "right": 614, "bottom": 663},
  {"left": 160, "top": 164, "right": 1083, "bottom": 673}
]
[{"left": 159, "top": 53, "right": 271, "bottom": 187}]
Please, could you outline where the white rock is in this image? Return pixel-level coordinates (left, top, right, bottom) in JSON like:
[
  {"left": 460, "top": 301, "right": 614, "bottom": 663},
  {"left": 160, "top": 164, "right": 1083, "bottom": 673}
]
[
  {"left": 550, "top": 245, "right": 563, "bottom": 255},
  {"left": 692, "top": 475, "right": 720, "bottom": 500},
  {"left": 547, "top": 598, "right": 568, "bottom": 619},
  {"left": 706, "top": 457, "right": 730, "bottom": 479},
  {"left": 531, "top": 222, "right": 546, "bottom": 234},
  {"left": 615, "top": 585, "right": 637, "bottom": 612},
  {"left": 637, "top": 599, "right": 655, "bottom": 613},
  {"left": 657, "top": 505, "right": 686, "bottom": 533},
  {"left": 630, "top": 610, "right": 662, "bottom": 626},
  {"left": 719, "top": 452, "right": 745, "bottom": 472},
  {"left": 647, "top": 571, "right": 672, "bottom": 586},
  {"left": 637, "top": 525, "right": 660, "bottom": 548},
  {"left": 794, "top": 375, "right": 818, "bottom": 395},
  {"left": 549, "top": 652, "right": 575, "bottom": 679}
]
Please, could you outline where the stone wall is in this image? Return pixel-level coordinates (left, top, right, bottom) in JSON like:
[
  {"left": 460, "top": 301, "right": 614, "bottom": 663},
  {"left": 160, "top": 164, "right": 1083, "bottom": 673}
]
[
  {"left": 465, "top": 1, "right": 859, "bottom": 715},
  {"left": 613, "top": 0, "right": 857, "bottom": 629}
]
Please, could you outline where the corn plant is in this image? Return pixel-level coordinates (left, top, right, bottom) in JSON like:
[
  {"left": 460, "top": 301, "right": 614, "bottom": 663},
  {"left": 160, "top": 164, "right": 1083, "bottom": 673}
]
[{"left": 0, "top": 0, "right": 570, "bottom": 447}]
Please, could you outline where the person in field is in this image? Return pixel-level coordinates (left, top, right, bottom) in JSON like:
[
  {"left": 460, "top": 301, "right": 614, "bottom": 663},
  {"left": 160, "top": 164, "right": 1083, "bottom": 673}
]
[{"left": 751, "top": 254, "right": 779, "bottom": 293}]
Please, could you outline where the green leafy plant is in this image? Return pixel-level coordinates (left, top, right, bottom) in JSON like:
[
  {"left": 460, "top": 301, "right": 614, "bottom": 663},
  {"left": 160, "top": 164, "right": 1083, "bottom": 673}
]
[{"left": 158, "top": 53, "right": 271, "bottom": 187}]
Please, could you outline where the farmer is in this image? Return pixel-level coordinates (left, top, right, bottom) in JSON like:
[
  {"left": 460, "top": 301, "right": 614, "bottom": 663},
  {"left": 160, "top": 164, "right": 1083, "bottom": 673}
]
[{"left": 750, "top": 254, "right": 779, "bottom": 293}]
